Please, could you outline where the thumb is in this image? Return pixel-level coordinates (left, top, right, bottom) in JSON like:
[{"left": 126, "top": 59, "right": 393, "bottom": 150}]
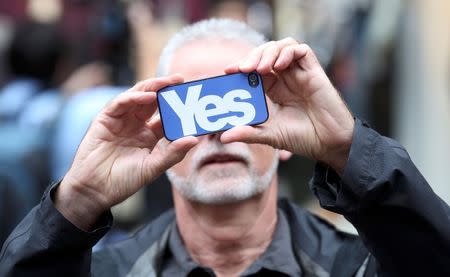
[
  {"left": 145, "top": 136, "right": 199, "bottom": 179},
  {"left": 220, "top": 125, "right": 274, "bottom": 146}
]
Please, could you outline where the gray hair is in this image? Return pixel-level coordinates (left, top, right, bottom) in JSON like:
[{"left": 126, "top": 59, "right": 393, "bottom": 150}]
[{"left": 156, "top": 18, "right": 267, "bottom": 77}]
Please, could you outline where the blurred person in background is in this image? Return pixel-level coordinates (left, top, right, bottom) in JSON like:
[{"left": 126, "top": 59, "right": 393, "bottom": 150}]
[
  {"left": 0, "top": 19, "right": 111, "bottom": 244},
  {"left": 0, "top": 20, "right": 66, "bottom": 244},
  {"left": 0, "top": 1, "right": 118, "bottom": 245},
  {"left": 1, "top": 18, "right": 449, "bottom": 276},
  {"left": 49, "top": 0, "right": 177, "bottom": 244},
  {"left": 0, "top": 20, "right": 64, "bottom": 123},
  {"left": 209, "top": 0, "right": 248, "bottom": 22}
]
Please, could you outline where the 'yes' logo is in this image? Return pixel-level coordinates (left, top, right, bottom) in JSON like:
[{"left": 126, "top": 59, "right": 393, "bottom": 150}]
[
  {"left": 157, "top": 72, "right": 268, "bottom": 140},
  {"left": 160, "top": 84, "right": 256, "bottom": 136}
]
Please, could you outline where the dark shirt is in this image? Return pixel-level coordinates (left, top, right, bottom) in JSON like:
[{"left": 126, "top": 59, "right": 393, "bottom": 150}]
[{"left": 161, "top": 210, "right": 301, "bottom": 276}]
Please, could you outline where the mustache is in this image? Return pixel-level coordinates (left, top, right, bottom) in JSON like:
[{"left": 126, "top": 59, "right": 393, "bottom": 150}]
[{"left": 191, "top": 141, "right": 252, "bottom": 170}]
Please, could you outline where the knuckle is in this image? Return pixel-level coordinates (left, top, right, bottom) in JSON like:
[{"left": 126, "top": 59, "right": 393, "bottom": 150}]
[
  {"left": 108, "top": 96, "right": 123, "bottom": 108},
  {"left": 105, "top": 97, "right": 116, "bottom": 107},
  {"left": 135, "top": 80, "right": 147, "bottom": 88},
  {"left": 284, "top": 44, "right": 296, "bottom": 52},
  {"left": 279, "top": 45, "right": 295, "bottom": 57},
  {"left": 261, "top": 41, "right": 276, "bottom": 51},
  {"left": 270, "top": 42, "right": 281, "bottom": 51},
  {"left": 263, "top": 44, "right": 279, "bottom": 55},
  {"left": 299, "top": 43, "right": 311, "bottom": 51},
  {"left": 117, "top": 91, "right": 130, "bottom": 101},
  {"left": 283, "top": 37, "right": 298, "bottom": 45},
  {"left": 137, "top": 78, "right": 158, "bottom": 91}
]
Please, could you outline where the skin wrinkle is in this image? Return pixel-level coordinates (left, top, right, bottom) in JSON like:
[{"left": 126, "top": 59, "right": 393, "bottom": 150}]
[{"left": 176, "top": 182, "right": 279, "bottom": 273}]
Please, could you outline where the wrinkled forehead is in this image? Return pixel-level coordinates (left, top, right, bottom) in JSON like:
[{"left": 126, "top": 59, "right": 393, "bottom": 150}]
[{"left": 168, "top": 38, "right": 254, "bottom": 81}]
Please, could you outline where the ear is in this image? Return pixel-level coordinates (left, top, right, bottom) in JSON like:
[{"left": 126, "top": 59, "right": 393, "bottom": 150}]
[{"left": 278, "top": 149, "right": 292, "bottom": 161}]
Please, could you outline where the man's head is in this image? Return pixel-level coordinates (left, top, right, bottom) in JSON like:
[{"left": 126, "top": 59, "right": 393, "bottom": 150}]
[{"left": 159, "top": 19, "right": 291, "bottom": 205}]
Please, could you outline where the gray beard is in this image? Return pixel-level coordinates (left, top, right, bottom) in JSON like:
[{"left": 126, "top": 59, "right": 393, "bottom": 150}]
[{"left": 166, "top": 143, "right": 279, "bottom": 205}]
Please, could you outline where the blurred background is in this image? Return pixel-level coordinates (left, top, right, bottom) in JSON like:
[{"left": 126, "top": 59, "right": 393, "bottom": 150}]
[{"left": 0, "top": 0, "right": 449, "bottom": 246}]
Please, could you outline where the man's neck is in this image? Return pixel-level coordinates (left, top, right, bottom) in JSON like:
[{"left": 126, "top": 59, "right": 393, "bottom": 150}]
[{"left": 172, "top": 178, "right": 278, "bottom": 277}]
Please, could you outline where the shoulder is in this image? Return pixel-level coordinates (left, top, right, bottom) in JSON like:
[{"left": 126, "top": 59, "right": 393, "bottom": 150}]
[
  {"left": 278, "top": 199, "right": 374, "bottom": 276},
  {"left": 278, "top": 198, "right": 355, "bottom": 241},
  {"left": 91, "top": 209, "right": 175, "bottom": 276}
]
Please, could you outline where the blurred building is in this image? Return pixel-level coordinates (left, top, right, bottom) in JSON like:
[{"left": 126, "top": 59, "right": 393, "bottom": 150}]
[{"left": 393, "top": 0, "right": 450, "bottom": 204}]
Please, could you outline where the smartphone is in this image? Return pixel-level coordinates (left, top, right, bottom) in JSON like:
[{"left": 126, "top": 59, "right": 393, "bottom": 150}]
[{"left": 157, "top": 72, "right": 268, "bottom": 141}]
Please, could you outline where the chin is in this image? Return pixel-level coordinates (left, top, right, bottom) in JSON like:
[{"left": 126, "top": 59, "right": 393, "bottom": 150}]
[
  {"left": 199, "top": 162, "right": 249, "bottom": 178},
  {"left": 182, "top": 176, "right": 269, "bottom": 205},
  {"left": 198, "top": 169, "right": 249, "bottom": 182},
  {"left": 167, "top": 157, "right": 278, "bottom": 205}
]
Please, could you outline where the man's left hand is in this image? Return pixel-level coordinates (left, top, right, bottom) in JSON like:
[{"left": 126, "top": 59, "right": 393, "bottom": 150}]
[{"left": 222, "top": 38, "right": 354, "bottom": 173}]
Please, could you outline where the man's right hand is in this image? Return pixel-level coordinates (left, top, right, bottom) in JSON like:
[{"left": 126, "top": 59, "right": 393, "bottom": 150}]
[{"left": 55, "top": 75, "right": 199, "bottom": 231}]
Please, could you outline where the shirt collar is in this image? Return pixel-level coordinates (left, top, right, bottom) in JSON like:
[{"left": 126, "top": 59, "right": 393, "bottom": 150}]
[
  {"left": 242, "top": 210, "right": 301, "bottom": 276},
  {"left": 165, "top": 209, "right": 301, "bottom": 276},
  {"left": 165, "top": 221, "right": 202, "bottom": 275}
]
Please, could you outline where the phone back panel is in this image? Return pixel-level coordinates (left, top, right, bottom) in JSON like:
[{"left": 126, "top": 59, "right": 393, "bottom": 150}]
[{"left": 157, "top": 72, "right": 268, "bottom": 141}]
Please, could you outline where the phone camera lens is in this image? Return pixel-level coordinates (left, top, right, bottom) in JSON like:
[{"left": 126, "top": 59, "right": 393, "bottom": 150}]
[{"left": 248, "top": 73, "right": 259, "bottom": 87}]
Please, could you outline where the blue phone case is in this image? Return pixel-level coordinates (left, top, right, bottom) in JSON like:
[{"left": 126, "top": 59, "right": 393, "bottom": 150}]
[{"left": 157, "top": 72, "right": 268, "bottom": 141}]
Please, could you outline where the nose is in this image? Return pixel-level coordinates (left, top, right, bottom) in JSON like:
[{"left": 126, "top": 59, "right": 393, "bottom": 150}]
[
  {"left": 197, "top": 132, "right": 224, "bottom": 144},
  {"left": 205, "top": 132, "right": 221, "bottom": 141}
]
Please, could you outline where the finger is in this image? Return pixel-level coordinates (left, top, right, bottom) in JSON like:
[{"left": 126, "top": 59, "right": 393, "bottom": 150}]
[
  {"left": 224, "top": 62, "right": 240, "bottom": 74},
  {"left": 239, "top": 43, "right": 268, "bottom": 72},
  {"left": 256, "top": 37, "right": 298, "bottom": 74},
  {"left": 134, "top": 100, "right": 158, "bottom": 121},
  {"left": 258, "top": 38, "right": 299, "bottom": 74},
  {"left": 295, "top": 43, "right": 320, "bottom": 70},
  {"left": 145, "top": 113, "right": 164, "bottom": 140},
  {"left": 240, "top": 38, "right": 299, "bottom": 74},
  {"left": 220, "top": 125, "right": 273, "bottom": 146},
  {"left": 146, "top": 136, "right": 199, "bottom": 176},
  {"left": 108, "top": 74, "right": 185, "bottom": 118},
  {"left": 274, "top": 43, "right": 310, "bottom": 71},
  {"left": 104, "top": 91, "right": 157, "bottom": 118},
  {"left": 256, "top": 43, "right": 281, "bottom": 74},
  {"left": 277, "top": 36, "right": 299, "bottom": 46},
  {"left": 129, "top": 74, "right": 184, "bottom": 93}
]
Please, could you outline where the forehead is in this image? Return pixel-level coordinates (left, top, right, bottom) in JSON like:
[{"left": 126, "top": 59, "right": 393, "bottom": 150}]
[{"left": 169, "top": 38, "right": 254, "bottom": 81}]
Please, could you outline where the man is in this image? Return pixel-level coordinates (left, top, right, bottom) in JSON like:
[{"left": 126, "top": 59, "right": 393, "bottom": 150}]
[{"left": 1, "top": 19, "right": 449, "bottom": 277}]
